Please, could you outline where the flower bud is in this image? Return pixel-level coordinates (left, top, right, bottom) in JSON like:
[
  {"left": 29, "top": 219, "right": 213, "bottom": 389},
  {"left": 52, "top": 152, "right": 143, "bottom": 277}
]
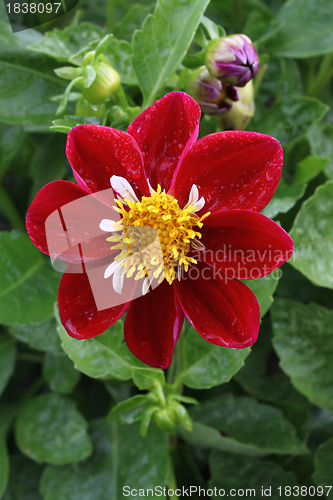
[
  {"left": 152, "top": 407, "right": 179, "bottom": 433},
  {"left": 81, "top": 52, "right": 120, "bottom": 105},
  {"left": 186, "top": 67, "right": 239, "bottom": 115},
  {"left": 151, "top": 399, "right": 193, "bottom": 433},
  {"left": 75, "top": 97, "right": 106, "bottom": 118},
  {"left": 205, "top": 34, "right": 259, "bottom": 87},
  {"left": 220, "top": 80, "right": 255, "bottom": 130}
]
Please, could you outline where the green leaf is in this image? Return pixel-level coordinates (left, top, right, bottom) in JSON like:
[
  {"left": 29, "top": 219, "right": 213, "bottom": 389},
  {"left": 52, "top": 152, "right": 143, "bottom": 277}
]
[
  {"left": 29, "top": 134, "right": 66, "bottom": 201},
  {"left": 182, "top": 394, "right": 307, "bottom": 456},
  {"left": 40, "top": 420, "right": 169, "bottom": 500},
  {"left": 0, "top": 22, "right": 65, "bottom": 131},
  {"left": 264, "top": 0, "right": 333, "bottom": 58},
  {"left": 10, "top": 318, "right": 62, "bottom": 353},
  {"left": 293, "top": 155, "right": 328, "bottom": 184},
  {"left": 0, "top": 124, "right": 24, "bottom": 177},
  {"left": 0, "top": 334, "right": 16, "bottom": 397},
  {"left": 109, "top": 395, "right": 150, "bottom": 424},
  {"left": 235, "top": 327, "right": 309, "bottom": 410},
  {"left": 180, "top": 326, "right": 250, "bottom": 389},
  {"left": 2, "top": 454, "right": 43, "bottom": 500},
  {"left": 0, "top": 231, "right": 60, "bottom": 325},
  {"left": 67, "top": 35, "right": 137, "bottom": 86},
  {"left": 256, "top": 58, "right": 303, "bottom": 109},
  {"left": 43, "top": 353, "right": 80, "bottom": 394},
  {"left": 132, "top": 0, "right": 210, "bottom": 106},
  {"left": 290, "top": 182, "right": 333, "bottom": 288},
  {"left": 200, "top": 16, "right": 225, "bottom": 40},
  {"left": 57, "top": 315, "right": 146, "bottom": 380},
  {"left": 132, "top": 367, "right": 165, "bottom": 390},
  {"left": 113, "top": 3, "right": 154, "bottom": 41},
  {"left": 313, "top": 437, "right": 333, "bottom": 497},
  {"left": 0, "top": 405, "right": 17, "bottom": 438},
  {"left": 15, "top": 393, "right": 92, "bottom": 465},
  {"left": 209, "top": 451, "right": 298, "bottom": 499},
  {"left": 250, "top": 96, "right": 328, "bottom": 145},
  {"left": 50, "top": 115, "right": 102, "bottom": 133},
  {"left": 28, "top": 23, "right": 105, "bottom": 63},
  {"left": 272, "top": 299, "right": 333, "bottom": 411},
  {"left": 242, "top": 270, "right": 279, "bottom": 317},
  {"left": 308, "top": 122, "right": 333, "bottom": 180},
  {"left": 0, "top": 440, "right": 9, "bottom": 498},
  {"left": 262, "top": 180, "right": 306, "bottom": 219},
  {"left": 99, "top": 36, "right": 137, "bottom": 86}
]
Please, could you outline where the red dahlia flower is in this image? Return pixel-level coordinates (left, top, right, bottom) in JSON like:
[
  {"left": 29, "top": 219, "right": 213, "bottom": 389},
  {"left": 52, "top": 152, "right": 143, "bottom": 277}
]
[{"left": 26, "top": 92, "right": 293, "bottom": 369}]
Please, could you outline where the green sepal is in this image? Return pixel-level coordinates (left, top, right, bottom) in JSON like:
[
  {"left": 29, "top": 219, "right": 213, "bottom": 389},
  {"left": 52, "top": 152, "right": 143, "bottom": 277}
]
[
  {"left": 56, "top": 77, "right": 83, "bottom": 115},
  {"left": 109, "top": 395, "right": 150, "bottom": 425},
  {"left": 81, "top": 65, "right": 96, "bottom": 88},
  {"left": 54, "top": 66, "right": 83, "bottom": 81},
  {"left": 140, "top": 406, "right": 159, "bottom": 437}
]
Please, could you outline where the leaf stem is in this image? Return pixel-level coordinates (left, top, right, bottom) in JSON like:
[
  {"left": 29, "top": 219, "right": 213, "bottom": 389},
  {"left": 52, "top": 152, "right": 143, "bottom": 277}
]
[{"left": 0, "top": 180, "right": 25, "bottom": 231}]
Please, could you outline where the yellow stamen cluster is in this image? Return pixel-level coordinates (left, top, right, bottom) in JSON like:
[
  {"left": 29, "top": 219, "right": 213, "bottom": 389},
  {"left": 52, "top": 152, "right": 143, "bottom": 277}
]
[{"left": 107, "top": 186, "right": 210, "bottom": 285}]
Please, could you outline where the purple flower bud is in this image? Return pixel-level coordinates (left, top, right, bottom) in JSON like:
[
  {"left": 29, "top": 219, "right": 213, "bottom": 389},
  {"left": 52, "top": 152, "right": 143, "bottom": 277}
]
[
  {"left": 186, "top": 67, "right": 239, "bottom": 115},
  {"left": 220, "top": 80, "right": 255, "bottom": 130},
  {"left": 205, "top": 34, "right": 259, "bottom": 87}
]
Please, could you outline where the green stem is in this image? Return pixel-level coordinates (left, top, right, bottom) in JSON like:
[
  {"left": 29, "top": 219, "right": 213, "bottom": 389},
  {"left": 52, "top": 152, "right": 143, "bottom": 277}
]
[
  {"left": 19, "top": 378, "right": 44, "bottom": 406},
  {"left": 253, "top": 63, "right": 268, "bottom": 98},
  {"left": 106, "top": 0, "right": 115, "bottom": 30},
  {"left": 307, "top": 53, "right": 333, "bottom": 96},
  {"left": 167, "top": 447, "right": 178, "bottom": 497},
  {"left": 154, "top": 380, "right": 166, "bottom": 407},
  {"left": 0, "top": 181, "right": 24, "bottom": 231},
  {"left": 234, "top": 0, "right": 243, "bottom": 30},
  {"left": 170, "top": 326, "right": 187, "bottom": 393},
  {"left": 17, "top": 353, "right": 44, "bottom": 363},
  {"left": 116, "top": 84, "right": 129, "bottom": 109}
]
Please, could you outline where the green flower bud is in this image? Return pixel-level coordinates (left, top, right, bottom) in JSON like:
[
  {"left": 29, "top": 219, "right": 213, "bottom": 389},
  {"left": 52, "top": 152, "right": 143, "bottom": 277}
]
[
  {"left": 152, "top": 407, "right": 179, "bottom": 433},
  {"left": 81, "top": 52, "right": 120, "bottom": 105},
  {"left": 75, "top": 97, "right": 106, "bottom": 118},
  {"left": 220, "top": 80, "right": 255, "bottom": 130},
  {"left": 151, "top": 399, "right": 193, "bottom": 433}
]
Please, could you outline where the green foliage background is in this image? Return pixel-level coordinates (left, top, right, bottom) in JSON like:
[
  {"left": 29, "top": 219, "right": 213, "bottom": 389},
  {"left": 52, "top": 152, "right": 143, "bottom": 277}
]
[{"left": 0, "top": 0, "right": 333, "bottom": 498}]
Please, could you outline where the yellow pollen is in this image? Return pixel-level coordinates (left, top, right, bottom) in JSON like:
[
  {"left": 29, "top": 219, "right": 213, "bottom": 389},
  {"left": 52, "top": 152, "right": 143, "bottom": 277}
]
[{"left": 106, "top": 185, "right": 210, "bottom": 285}]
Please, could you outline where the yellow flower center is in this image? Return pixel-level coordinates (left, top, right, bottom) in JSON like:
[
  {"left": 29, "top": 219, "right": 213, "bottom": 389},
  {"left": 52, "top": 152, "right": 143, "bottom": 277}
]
[{"left": 107, "top": 186, "right": 210, "bottom": 285}]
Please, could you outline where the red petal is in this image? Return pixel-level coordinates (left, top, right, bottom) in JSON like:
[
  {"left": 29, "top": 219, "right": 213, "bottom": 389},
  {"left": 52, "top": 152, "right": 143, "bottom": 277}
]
[
  {"left": 58, "top": 268, "right": 128, "bottom": 339},
  {"left": 124, "top": 281, "right": 184, "bottom": 368},
  {"left": 200, "top": 209, "right": 294, "bottom": 279},
  {"left": 66, "top": 124, "right": 150, "bottom": 196},
  {"left": 26, "top": 180, "right": 87, "bottom": 257},
  {"left": 174, "top": 262, "right": 260, "bottom": 348},
  {"left": 128, "top": 92, "right": 201, "bottom": 192},
  {"left": 172, "top": 131, "right": 283, "bottom": 212},
  {"left": 26, "top": 181, "right": 120, "bottom": 264}
]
